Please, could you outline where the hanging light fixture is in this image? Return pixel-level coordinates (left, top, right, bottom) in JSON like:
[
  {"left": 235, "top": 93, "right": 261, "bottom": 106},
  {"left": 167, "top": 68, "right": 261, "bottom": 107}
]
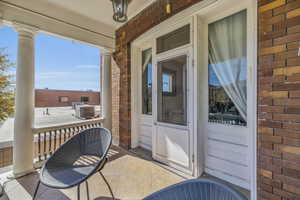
[{"left": 111, "top": 0, "right": 129, "bottom": 23}]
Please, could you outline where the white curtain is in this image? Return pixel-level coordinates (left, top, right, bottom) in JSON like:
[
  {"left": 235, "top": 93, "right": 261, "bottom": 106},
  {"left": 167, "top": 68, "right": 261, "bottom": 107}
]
[
  {"left": 208, "top": 10, "right": 247, "bottom": 121},
  {"left": 142, "top": 49, "right": 152, "bottom": 73}
]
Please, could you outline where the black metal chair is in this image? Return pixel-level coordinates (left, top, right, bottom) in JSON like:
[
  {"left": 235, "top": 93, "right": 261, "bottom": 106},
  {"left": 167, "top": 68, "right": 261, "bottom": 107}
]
[
  {"left": 143, "top": 178, "right": 248, "bottom": 200},
  {"left": 33, "top": 127, "right": 114, "bottom": 200}
]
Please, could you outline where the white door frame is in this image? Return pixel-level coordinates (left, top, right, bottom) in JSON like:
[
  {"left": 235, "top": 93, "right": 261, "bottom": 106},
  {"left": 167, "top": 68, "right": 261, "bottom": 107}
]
[{"left": 131, "top": 0, "right": 257, "bottom": 198}]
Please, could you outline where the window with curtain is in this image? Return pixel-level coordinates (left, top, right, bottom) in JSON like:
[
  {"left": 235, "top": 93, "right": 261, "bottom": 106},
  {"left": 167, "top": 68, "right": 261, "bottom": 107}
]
[
  {"left": 208, "top": 10, "right": 247, "bottom": 126},
  {"left": 142, "top": 48, "right": 152, "bottom": 115}
]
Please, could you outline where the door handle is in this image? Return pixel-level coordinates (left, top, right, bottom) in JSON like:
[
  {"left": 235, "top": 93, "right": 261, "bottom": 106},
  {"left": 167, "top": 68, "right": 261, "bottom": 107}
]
[{"left": 154, "top": 122, "right": 157, "bottom": 126}]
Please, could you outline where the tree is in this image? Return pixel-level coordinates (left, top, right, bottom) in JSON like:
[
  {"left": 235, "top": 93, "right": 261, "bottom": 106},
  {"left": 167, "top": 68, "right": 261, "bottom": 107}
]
[{"left": 0, "top": 48, "right": 15, "bottom": 121}]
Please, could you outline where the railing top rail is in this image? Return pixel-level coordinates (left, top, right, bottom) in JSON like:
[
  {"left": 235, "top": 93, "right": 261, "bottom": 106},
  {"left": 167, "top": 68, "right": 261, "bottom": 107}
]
[{"left": 32, "top": 118, "right": 104, "bottom": 134}]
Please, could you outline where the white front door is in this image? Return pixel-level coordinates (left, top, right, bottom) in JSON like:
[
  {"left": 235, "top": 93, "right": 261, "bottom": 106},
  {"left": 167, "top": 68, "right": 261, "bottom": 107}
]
[{"left": 152, "top": 49, "right": 194, "bottom": 175}]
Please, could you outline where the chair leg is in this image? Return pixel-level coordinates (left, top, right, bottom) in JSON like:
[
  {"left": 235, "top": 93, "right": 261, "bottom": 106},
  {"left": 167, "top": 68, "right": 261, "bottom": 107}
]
[
  {"left": 99, "top": 171, "right": 115, "bottom": 200},
  {"left": 77, "top": 184, "right": 80, "bottom": 200},
  {"left": 85, "top": 181, "right": 90, "bottom": 200},
  {"left": 33, "top": 180, "right": 40, "bottom": 200}
]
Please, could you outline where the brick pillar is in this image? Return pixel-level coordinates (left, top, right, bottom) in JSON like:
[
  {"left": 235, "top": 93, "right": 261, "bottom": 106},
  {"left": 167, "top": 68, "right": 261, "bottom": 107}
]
[
  {"left": 113, "top": 43, "right": 131, "bottom": 149},
  {"left": 257, "top": 0, "right": 300, "bottom": 199}
]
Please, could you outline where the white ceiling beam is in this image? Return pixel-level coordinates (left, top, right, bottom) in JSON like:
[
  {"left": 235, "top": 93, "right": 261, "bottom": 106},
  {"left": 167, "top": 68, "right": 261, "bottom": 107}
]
[{"left": 0, "top": 1, "right": 115, "bottom": 51}]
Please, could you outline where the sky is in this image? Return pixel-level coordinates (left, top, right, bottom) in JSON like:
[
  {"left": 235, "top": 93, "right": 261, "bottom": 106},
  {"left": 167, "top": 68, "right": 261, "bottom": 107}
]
[{"left": 0, "top": 26, "right": 101, "bottom": 91}]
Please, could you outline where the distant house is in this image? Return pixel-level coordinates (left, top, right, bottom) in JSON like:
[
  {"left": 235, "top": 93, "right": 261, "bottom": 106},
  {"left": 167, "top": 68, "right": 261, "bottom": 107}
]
[{"left": 35, "top": 89, "right": 100, "bottom": 107}]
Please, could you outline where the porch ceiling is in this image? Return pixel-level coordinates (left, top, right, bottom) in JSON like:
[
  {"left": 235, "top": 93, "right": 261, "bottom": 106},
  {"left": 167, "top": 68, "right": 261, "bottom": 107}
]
[
  {"left": 3, "top": 0, "right": 155, "bottom": 28},
  {"left": 43, "top": 0, "right": 155, "bottom": 28}
]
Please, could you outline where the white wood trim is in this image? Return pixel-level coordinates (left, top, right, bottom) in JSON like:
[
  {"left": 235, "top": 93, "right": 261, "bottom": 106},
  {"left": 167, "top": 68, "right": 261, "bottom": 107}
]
[
  {"left": 132, "top": 0, "right": 218, "bottom": 47},
  {"left": 131, "top": 44, "right": 141, "bottom": 148},
  {"left": 250, "top": 1, "right": 258, "bottom": 199},
  {"left": 131, "top": 41, "right": 154, "bottom": 149}
]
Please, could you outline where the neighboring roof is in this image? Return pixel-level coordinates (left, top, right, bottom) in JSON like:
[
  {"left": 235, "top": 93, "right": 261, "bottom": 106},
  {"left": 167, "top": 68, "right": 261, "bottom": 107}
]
[{"left": 35, "top": 89, "right": 100, "bottom": 93}]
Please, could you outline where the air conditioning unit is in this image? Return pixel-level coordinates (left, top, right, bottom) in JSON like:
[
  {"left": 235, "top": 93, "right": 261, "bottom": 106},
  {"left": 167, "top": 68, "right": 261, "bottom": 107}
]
[{"left": 75, "top": 105, "right": 95, "bottom": 119}]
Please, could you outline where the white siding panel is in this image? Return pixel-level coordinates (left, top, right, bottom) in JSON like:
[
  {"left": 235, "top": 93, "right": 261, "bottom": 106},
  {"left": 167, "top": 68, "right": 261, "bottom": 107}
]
[
  {"left": 139, "top": 124, "right": 152, "bottom": 150},
  {"left": 208, "top": 124, "right": 248, "bottom": 146},
  {"left": 207, "top": 139, "right": 248, "bottom": 165},
  {"left": 206, "top": 156, "right": 249, "bottom": 182}
]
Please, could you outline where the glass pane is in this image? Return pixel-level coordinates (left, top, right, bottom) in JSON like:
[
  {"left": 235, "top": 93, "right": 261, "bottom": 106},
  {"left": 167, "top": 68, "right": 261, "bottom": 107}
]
[
  {"left": 157, "top": 55, "right": 187, "bottom": 125},
  {"left": 208, "top": 10, "right": 247, "bottom": 126},
  {"left": 142, "top": 48, "right": 152, "bottom": 115},
  {"left": 157, "top": 24, "right": 190, "bottom": 54}
]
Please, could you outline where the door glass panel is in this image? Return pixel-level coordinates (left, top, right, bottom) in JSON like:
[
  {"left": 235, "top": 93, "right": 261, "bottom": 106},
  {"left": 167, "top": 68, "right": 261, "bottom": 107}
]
[
  {"left": 157, "top": 55, "right": 187, "bottom": 125},
  {"left": 157, "top": 24, "right": 190, "bottom": 54},
  {"left": 208, "top": 10, "right": 247, "bottom": 126},
  {"left": 142, "top": 48, "right": 152, "bottom": 115}
]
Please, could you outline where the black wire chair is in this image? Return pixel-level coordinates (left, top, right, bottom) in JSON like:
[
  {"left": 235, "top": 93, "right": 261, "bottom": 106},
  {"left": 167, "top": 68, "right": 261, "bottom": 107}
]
[
  {"left": 33, "top": 127, "right": 114, "bottom": 200},
  {"left": 143, "top": 178, "right": 248, "bottom": 200}
]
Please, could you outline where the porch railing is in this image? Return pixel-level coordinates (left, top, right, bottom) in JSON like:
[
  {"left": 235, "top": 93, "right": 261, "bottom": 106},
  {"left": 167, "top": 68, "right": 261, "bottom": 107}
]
[{"left": 33, "top": 119, "right": 103, "bottom": 164}]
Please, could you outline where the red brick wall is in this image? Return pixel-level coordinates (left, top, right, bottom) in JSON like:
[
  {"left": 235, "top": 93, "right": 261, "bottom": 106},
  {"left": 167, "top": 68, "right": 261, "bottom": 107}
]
[
  {"left": 258, "top": 0, "right": 300, "bottom": 199},
  {"left": 113, "top": 0, "right": 203, "bottom": 148},
  {"left": 35, "top": 89, "right": 100, "bottom": 107}
]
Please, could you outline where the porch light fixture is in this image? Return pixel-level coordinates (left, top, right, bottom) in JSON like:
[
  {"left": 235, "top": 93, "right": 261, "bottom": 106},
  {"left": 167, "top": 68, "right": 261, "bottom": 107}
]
[{"left": 111, "top": 0, "right": 129, "bottom": 23}]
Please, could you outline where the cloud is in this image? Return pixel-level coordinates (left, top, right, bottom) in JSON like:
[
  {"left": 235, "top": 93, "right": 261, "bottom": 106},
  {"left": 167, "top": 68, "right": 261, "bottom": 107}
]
[
  {"left": 37, "top": 72, "right": 68, "bottom": 79},
  {"left": 75, "top": 65, "right": 99, "bottom": 69}
]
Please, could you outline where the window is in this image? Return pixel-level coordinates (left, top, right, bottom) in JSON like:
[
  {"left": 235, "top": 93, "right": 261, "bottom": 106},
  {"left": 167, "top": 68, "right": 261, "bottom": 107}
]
[
  {"left": 142, "top": 48, "right": 152, "bottom": 115},
  {"left": 81, "top": 96, "right": 89, "bottom": 103},
  {"left": 162, "top": 71, "right": 176, "bottom": 95},
  {"left": 163, "top": 74, "right": 173, "bottom": 93},
  {"left": 157, "top": 55, "right": 187, "bottom": 125},
  {"left": 156, "top": 24, "right": 190, "bottom": 54},
  {"left": 59, "top": 96, "right": 69, "bottom": 103},
  {"left": 208, "top": 10, "right": 247, "bottom": 126}
]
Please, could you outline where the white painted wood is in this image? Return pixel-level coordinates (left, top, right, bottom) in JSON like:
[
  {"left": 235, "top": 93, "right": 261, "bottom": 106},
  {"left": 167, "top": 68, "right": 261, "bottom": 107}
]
[
  {"left": 101, "top": 52, "right": 112, "bottom": 131},
  {"left": 207, "top": 140, "right": 248, "bottom": 164},
  {"left": 155, "top": 126, "right": 190, "bottom": 168},
  {"left": 0, "top": 1, "right": 114, "bottom": 50},
  {"left": 152, "top": 32, "right": 195, "bottom": 175},
  {"left": 197, "top": 0, "right": 255, "bottom": 190},
  {"left": 131, "top": 45, "right": 140, "bottom": 148},
  {"left": 131, "top": 42, "right": 154, "bottom": 150},
  {"left": 207, "top": 124, "right": 248, "bottom": 146},
  {"left": 139, "top": 123, "right": 153, "bottom": 150},
  {"left": 250, "top": 1, "right": 258, "bottom": 199},
  {"left": 13, "top": 23, "right": 38, "bottom": 177}
]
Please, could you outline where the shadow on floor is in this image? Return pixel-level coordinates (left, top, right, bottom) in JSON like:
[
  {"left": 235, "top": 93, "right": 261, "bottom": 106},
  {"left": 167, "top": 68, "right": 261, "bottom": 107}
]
[
  {"left": 94, "top": 197, "right": 121, "bottom": 200},
  {"left": 16, "top": 171, "right": 71, "bottom": 200},
  {"left": 12, "top": 146, "right": 129, "bottom": 200}
]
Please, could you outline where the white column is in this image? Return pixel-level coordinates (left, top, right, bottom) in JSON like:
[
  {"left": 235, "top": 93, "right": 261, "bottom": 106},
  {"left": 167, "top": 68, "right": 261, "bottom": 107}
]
[
  {"left": 101, "top": 51, "right": 112, "bottom": 131},
  {"left": 13, "top": 23, "right": 38, "bottom": 177}
]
